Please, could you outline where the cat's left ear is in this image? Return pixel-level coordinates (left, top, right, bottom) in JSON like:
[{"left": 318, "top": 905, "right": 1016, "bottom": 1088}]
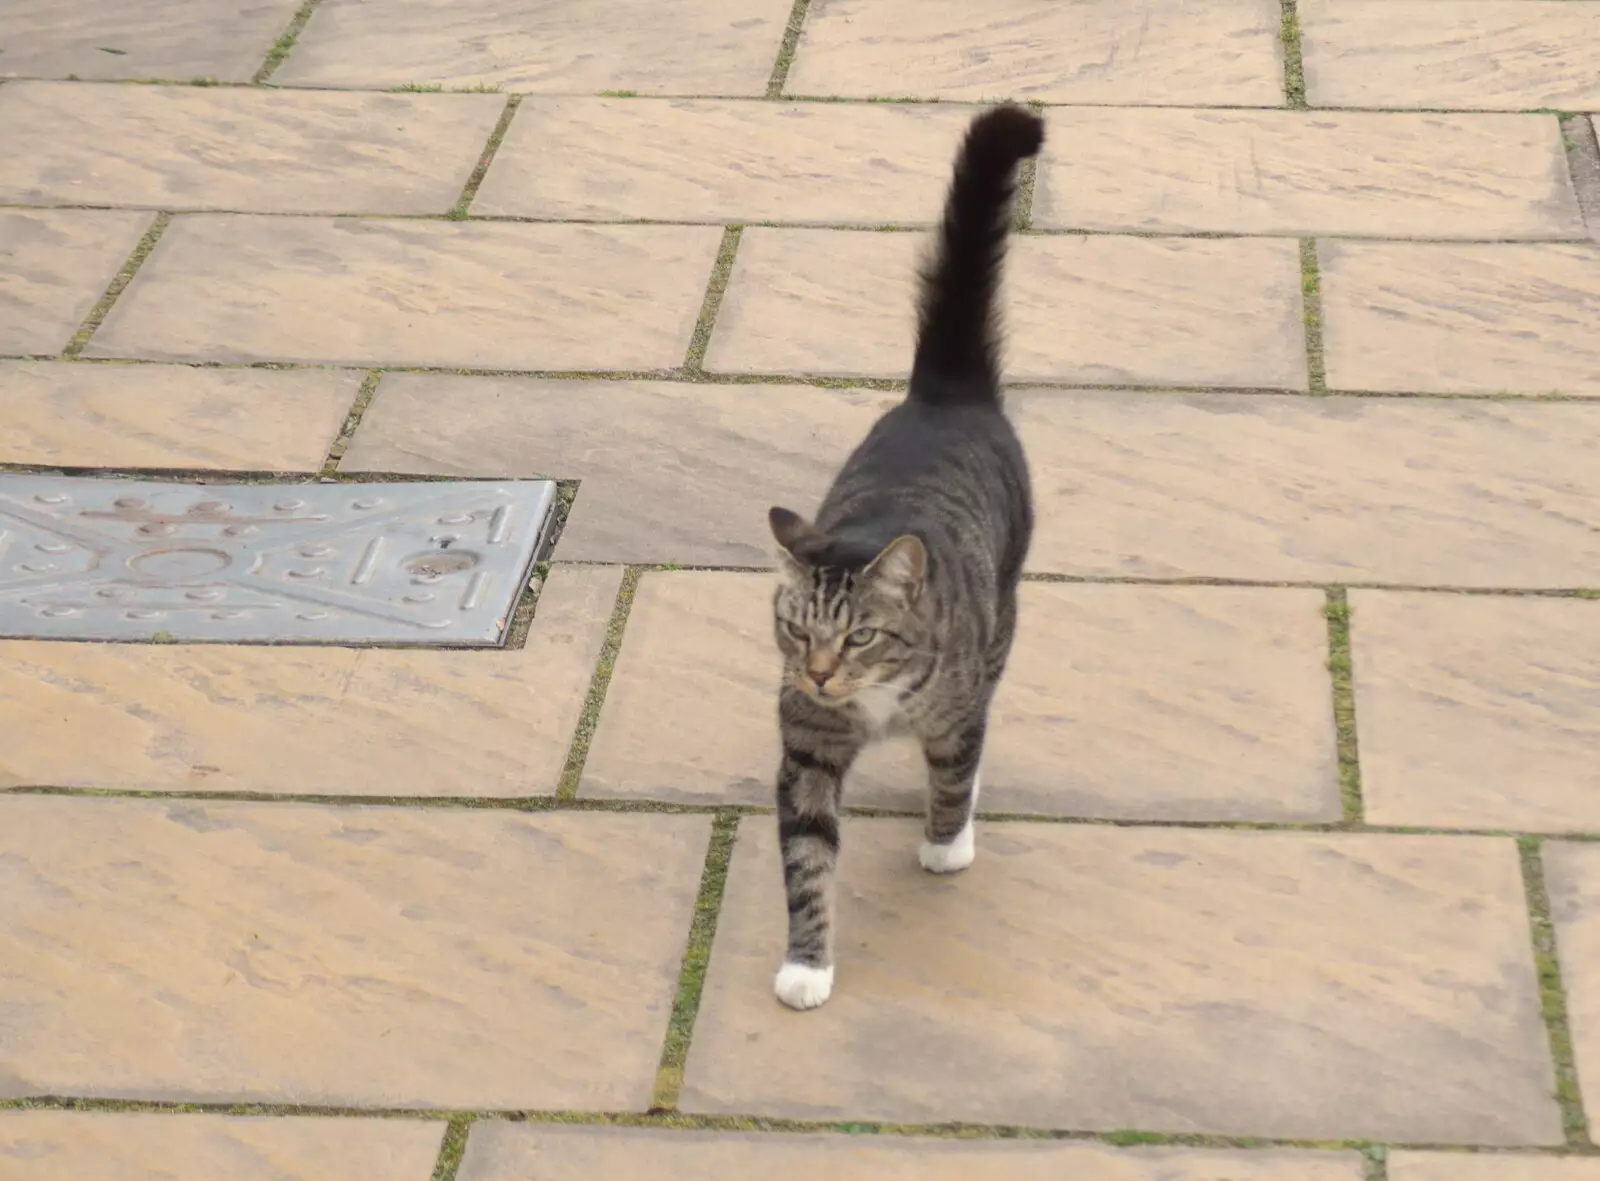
[{"left": 864, "top": 534, "right": 927, "bottom": 604}]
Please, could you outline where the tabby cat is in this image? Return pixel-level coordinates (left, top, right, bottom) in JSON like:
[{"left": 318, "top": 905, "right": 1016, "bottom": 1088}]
[{"left": 765, "top": 105, "right": 1044, "bottom": 1010}]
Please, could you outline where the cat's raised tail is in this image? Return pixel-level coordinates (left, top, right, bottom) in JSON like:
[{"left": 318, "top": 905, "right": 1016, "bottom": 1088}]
[{"left": 909, "top": 104, "right": 1045, "bottom": 405}]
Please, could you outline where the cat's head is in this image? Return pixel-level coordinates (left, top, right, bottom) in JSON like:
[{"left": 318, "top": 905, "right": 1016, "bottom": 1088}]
[{"left": 767, "top": 505, "right": 930, "bottom": 706}]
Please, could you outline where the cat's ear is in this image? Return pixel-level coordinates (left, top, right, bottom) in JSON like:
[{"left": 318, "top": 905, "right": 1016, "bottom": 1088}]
[
  {"left": 864, "top": 534, "right": 927, "bottom": 604},
  {"left": 769, "top": 506, "right": 822, "bottom": 558}
]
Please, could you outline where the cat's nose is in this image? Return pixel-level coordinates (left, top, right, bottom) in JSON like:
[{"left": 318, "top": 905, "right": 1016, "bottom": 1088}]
[{"left": 806, "top": 668, "right": 831, "bottom": 687}]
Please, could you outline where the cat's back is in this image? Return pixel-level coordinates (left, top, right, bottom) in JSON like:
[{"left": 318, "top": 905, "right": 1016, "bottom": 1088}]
[{"left": 819, "top": 397, "right": 1030, "bottom": 548}]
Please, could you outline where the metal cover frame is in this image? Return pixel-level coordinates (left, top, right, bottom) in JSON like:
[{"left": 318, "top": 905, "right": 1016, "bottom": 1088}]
[{"left": 0, "top": 475, "right": 560, "bottom": 646}]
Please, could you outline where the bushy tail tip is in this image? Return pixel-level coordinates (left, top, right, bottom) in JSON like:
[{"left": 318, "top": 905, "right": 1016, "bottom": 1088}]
[{"left": 963, "top": 103, "right": 1046, "bottom": 165}]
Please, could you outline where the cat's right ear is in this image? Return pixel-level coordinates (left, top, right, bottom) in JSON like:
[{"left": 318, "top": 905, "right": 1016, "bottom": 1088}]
[
  {"left": 769, "top": 506, "right": 817, "bottom": 554},
  {"left": 769, "top": 506, "right": 820, "bottom": 577}
]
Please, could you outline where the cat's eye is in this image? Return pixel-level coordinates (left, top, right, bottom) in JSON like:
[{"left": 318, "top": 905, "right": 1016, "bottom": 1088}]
[
  {"left": 844, "top": 627, "right": 878, "bottom": 647},
  {"left": 782, "top": 621, "right": 807, "bottom": 641}
]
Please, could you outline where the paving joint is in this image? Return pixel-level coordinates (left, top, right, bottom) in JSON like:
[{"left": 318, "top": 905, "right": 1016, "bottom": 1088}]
[
  {"left": 59, "top": 212, "right": 171, "bottom": 359},
  {"left": 1298, "top": 238, "right": 1328, "bottom": 394},
  {"left": 0, "top": 78, "right": 1593, "bottom": 116},
  {"left": 554, "top": 567, "right": 643, "bottom": 800},
  {"left": 765, "top": 0, "right": 813, "bottom": 98},
  {"left": 1519, "top": 836, "right": 1595, "bottom": 1148},
  {"left": 1323, "top": 588, "right": 1365, "bottom": 826},
  {"left": 430, "top": 1113, "right": 475, "bottom": 1181},
  {"left": 320, "top": 369, "right": 383, "bottom": 474},
  {"left": 0, "top": 1094, "right": 1387, "bottom": 1152},
  {"left": 650, "top": 812, "right": 740, "bottom": 1111},
  {"left": 451, "top": 95, "right": 523, "bottom": 218},
  {"left": 495, "top": 558, "right": 551, "bottom": 651},
  {"left": 1278, "top": 0, "right": 1308, "bottom": 110},
  {"left": 253, "top": 0, "right": 324, "bottom": 85},
  {"left": 8, "top": 203, "right": 1599, "bottom": 246},
  {"left": 10, "top": 352, "right": 1600, "bottom": 402},
  {"left": 14, "top": 784, "right": 1600, "bottom": 844},
  {"left": 684, "top": 226, "right": 743, "bottom": 371},
  {"left": 1560, "top": 115, "right": 1600, "bottom": 240},
  {"left": 1012, "top": 101, "right": 1047, "bottom": 231},
  {"left": 0, "top": 462, "right": 514, "bottom": 484}
]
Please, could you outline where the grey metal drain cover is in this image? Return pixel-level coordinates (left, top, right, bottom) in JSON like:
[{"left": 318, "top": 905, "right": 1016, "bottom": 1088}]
[{"left": 0, "top": 475, "right": 558, "bottom": 645}]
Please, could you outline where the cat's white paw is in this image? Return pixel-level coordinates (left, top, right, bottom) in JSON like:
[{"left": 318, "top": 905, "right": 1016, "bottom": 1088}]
[
  {"left": 919, "top": 819, "right": 976, "bottom": 874},
  {"left": 774, "top": 961, "right": 834, "bottom": 1010}
]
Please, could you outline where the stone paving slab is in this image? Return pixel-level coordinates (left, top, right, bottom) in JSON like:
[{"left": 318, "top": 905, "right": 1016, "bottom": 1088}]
[
  {"left": 87, "top": 216, "right": 722, "bottom": 370},
  {"left": 0, "top": 360, "right": 357, "bottom": 471},
  {"left": 342, "top": 376, "right": 894, "bottom": 566},
  {"left": 705, "top": 230, "right": 1306, "bottom": 388},
  {"left": 1320, "top": 242, "right": 1600, "bottom": 395},
  {"left": 1013, "top": 390, "right": 1600, "bottom": 587},
  {"left": 785, "top": 0, "right": 1283, "bottom": 105},
  {"left": 0, "top": 1111, "right": 445, "bottom": 1181},
  {"left": 0, "top": 565, "right": 617, "bottom": 795},
  {"left": 1351, "top": 592, "right": 1600, "bottom": 833},
  {"left": 1302, "top": 0, "right": 1600, "bottom": 111},
  {"left": 0, "top": 83, "right": 505, "bottom": 215},
  {"left": 349, "top": 382, "right": 1600, "bottom": 584},
  {"left": 0, "top": 0, "right": 300, "bottom": 82},
  {"left": 276, "top": 0, "right": 793, "bottom": 94},
  {"left": 1542, "top": 842, "right": 1600, "bottom": 1135},
  {"left": 0, "top": 797, "right": 709, "bottom": 1108},
  {"left": 683, "top": 821, "right": 1558, "bottom": 1143},
  {"left": 456, "top": 1124, "right": 1364, "bottom": 1181},
  {"left": 0, "top": 208, "right": 152, "bottom": 356},
  {"left": 582, "top": 573, "right": 1340, "bottom": 822},
  {"left": 474, "top": 98, "right": 975, "bottom": 224},
  {"left": 1392, "top": 1154, "right": 1600, "bottom": 1181},
  {"left": 1033, "top": 109, "right": 1582, "bottom": 238}
]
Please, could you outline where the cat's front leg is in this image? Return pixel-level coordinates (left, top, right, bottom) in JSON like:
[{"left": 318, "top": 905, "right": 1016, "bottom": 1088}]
[{"left": 773, "top": 695, "right": 860, "bottom": 1011}]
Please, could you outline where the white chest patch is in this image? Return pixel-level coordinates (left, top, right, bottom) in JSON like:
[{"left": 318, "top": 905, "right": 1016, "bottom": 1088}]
[{"left": 850, "top": 682, "right": 905, "bottom": 737}]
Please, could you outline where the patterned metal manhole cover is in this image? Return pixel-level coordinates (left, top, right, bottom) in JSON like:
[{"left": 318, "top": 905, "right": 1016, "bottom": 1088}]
[{"left": 0, "top": 475, "right": 558, "bottom": 645}]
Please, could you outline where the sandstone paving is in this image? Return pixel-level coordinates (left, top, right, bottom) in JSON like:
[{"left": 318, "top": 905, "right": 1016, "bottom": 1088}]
[
  {"left": 1033, "top": 109, "right": 1582, "bottom": 238},
  {"left": 0, "top": 0, "right": 300, "bottom": 82},
  {"left": 785, "top": 0, "right": 1283, "bottom": 105},
  {"left": 0, "top": 360, "right": 358, "bottom": 471},
  {"left": 1319, "top": 242, "right": 1600, "bottom": 395},
  {"left": 0, "top": 1111, "right": 445, "bottom": 1181},
  {"left": 1392, "top": 1153, "right": 1600, "bottom": 1181},
  {"left": 87, "top": 215, "right": 722, "bottom": 370},
  {"left": 0, "top": 208, "right": 153, "bottom": 356},
  {"left": 705, "top": 229, "right": 1306, "bottom": 388},
  {"left": 0, "top": 796, "right": 709, "bottom": 1108},
  {"left": 0, "top": 82, "right": 505, "bottom": 215},
  {"left": 456, "top": 1124, "right": 1364, "bottom": 1181},
  {"left": 1302, "top": 0, "right": 1600, "bottom": 112},
  {"left": 0, "top": 565, "right": 618, "bottom": 796},
  {"left": 275, "top": 0, "right": 793, "bottom": 94},
  {"left": 347, "top": 382, "right": 1600, "bottom": 585},
  {"left": 340, "top": 376, "right": 898, "bottom": 566},
  {"left": 1538, "top": 842, "right": 1600, "bottom": 1134},
  {"left": 473, "top": 98, "right": 976, "bottom": 224},
  {"left": 581, "top": 572, "right": 1340, "bottom": 822},
  {"left": 1013, "top": 390, "right": 1600, "bottom": 586},
  {"left": 681, "top": 820, "right": 1559, "bottom": 1143},
  {"left": 1351, "top": 592, "right": 1600, "bottom": 833}
]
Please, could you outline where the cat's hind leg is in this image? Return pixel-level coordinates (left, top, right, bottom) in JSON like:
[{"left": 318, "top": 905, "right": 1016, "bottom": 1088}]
[{"left": 918, "top": 706, "right": 986, "bottom": 874}]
